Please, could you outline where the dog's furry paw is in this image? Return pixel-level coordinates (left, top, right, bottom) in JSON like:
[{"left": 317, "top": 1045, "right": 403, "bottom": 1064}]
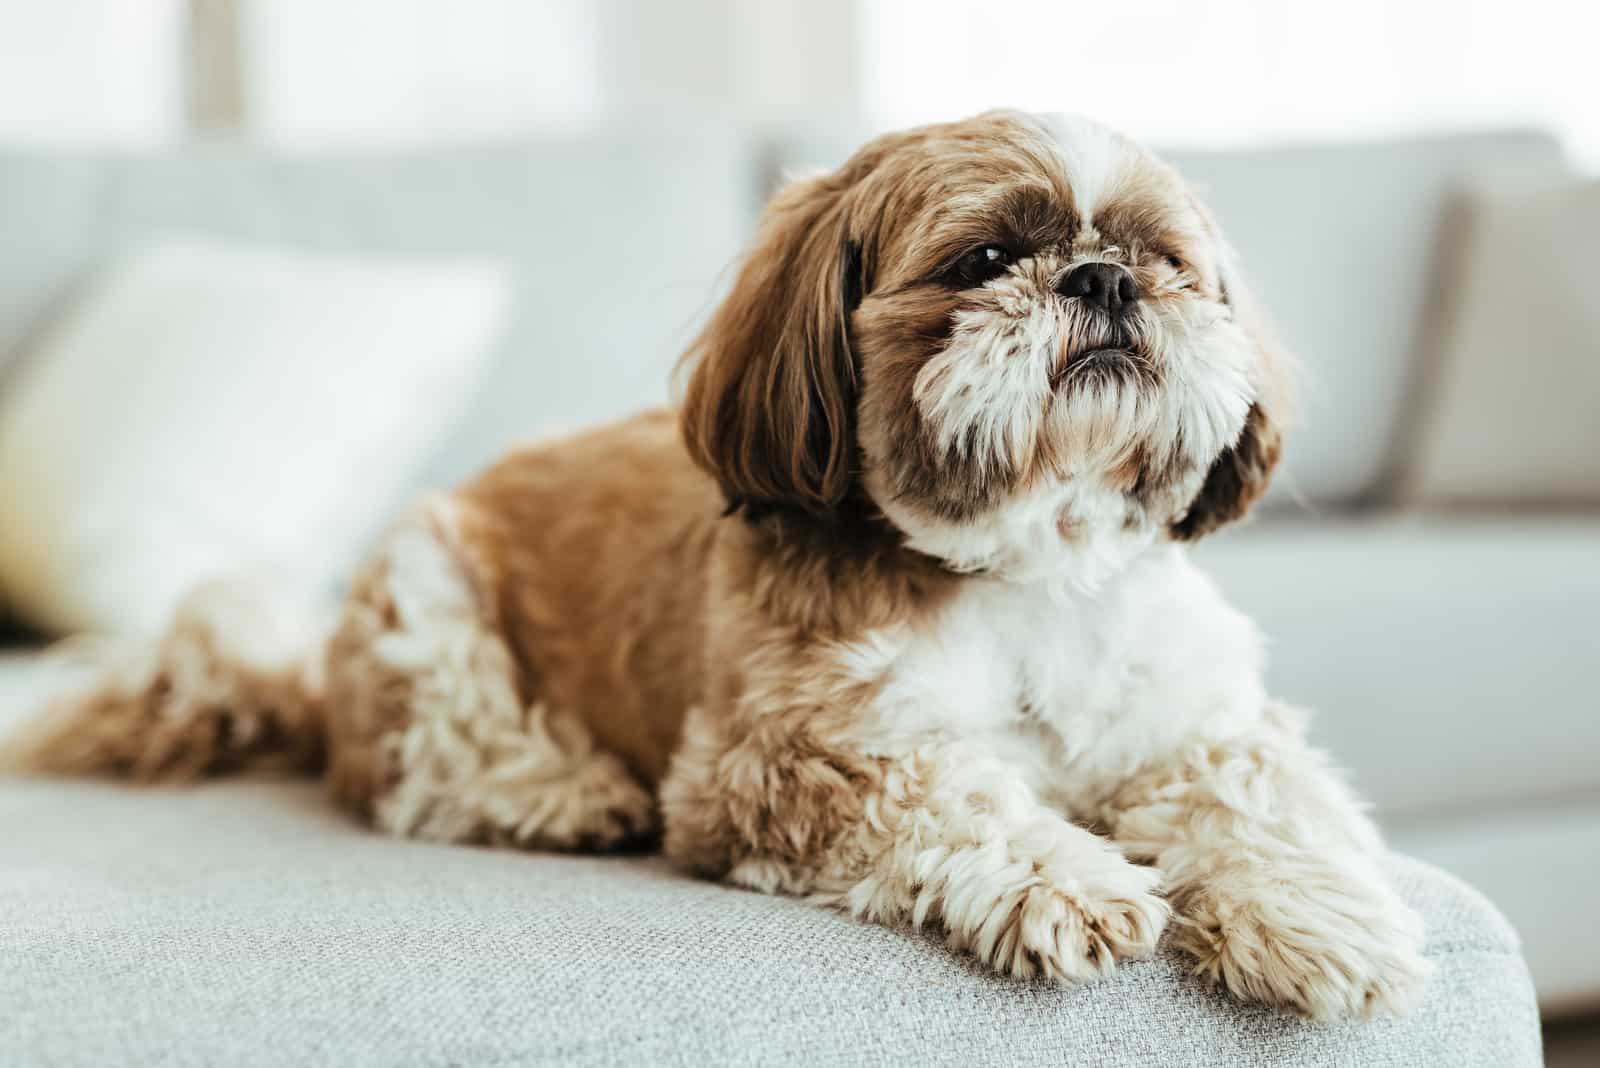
[
  {"left": 1176, "top": 861, "right": 1431, "bottom": 1020},
  {"left": 956, "top": 853, "right": 1169, "bottom": 984}
]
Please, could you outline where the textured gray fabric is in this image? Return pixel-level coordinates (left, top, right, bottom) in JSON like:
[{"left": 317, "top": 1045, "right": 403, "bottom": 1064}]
[{"left": 0, "top": 779, "right": 1540, "bottom": 1067}]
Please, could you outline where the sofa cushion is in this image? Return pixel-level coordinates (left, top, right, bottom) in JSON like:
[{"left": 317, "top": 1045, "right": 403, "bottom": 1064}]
[
  {"left": 1162, "top": 131, "right": 1566, "bottom": 507},
  {"left": 0, "top": 779, "right": 1541, "bottom": 1067},
  {"left": 1195, "top": 514, "right": 1600, "bottom": 818},
  {"left": 1402, "top": 174, "right": 1600, "bottom": 505},
  {"left": 1390, "top": 798, "right": 1600, "bottom": 1013},
  {"left": 769, "top": 126, "right": 1569, "bottom": 506},
  {"left": 0, "top": 235, "right": 507, "bottom": 634},
  {"left": 0, "top": 650, "right": 87, "bottom": 726}
]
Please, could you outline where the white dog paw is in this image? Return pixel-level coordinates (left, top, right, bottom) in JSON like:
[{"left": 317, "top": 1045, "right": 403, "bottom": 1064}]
[
  {"left": 1177, "top": 865, "right": 1431, "bottom": 1020},
  {"left": 957, "top": 855, "right": 1170, "bottom": 984}
]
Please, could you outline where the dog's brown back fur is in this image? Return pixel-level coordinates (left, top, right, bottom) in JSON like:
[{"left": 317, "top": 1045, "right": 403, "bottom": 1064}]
[{"left": 451, "top": 410, "right": 723, "bottom": 786}]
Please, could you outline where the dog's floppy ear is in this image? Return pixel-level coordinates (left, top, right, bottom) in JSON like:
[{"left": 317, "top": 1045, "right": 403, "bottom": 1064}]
[
  {"left": 1171, "top": 238, "right": 1292, "bottom": 541},
  {"left": 679, "top": 170, "right": 865, "bottom": 517}
]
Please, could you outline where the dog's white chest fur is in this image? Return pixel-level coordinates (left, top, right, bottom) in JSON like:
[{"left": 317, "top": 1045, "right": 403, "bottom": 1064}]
[{"left": 855, "top": 544, "right": 1267, "bottom": 814}]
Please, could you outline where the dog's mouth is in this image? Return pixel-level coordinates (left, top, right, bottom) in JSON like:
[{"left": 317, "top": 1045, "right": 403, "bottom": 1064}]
[
  {"left": 1052, "top": 344, "right": 1144, "bottom": 388},
  {"left": 1077, "top": 347, "right": 1132, "bottom": 367}
]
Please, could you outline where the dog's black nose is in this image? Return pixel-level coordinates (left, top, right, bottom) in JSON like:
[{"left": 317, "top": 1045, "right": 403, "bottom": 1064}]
[{"left": 1059, "top": 262, "right": 1138, "bottom": 315}]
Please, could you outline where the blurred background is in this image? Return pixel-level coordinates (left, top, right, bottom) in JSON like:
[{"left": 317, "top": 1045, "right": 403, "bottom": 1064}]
[{"left": 0, "top": 0, "right": 1595, "bottom": 1056}]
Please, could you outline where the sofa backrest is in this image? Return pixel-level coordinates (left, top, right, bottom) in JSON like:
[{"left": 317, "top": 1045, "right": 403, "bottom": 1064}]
[
  {"left": 0, "top": 123, "right": 1571, "bottom": 508},
  {"left": 769, "top": 126, "right": 1569, "bottom": 507},
  {"left": 0, "top": 125, "right": 755, "bottom": 491}
]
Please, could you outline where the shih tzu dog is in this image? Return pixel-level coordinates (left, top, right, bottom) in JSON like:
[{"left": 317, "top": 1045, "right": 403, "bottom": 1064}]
[{"left": 6, "top": 112, "right": 1428, "bottom": 1020}]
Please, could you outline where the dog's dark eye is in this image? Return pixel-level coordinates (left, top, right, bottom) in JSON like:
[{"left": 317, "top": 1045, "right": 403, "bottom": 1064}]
[
  {"left": 953, "top": 244, "right": 1015, "bottom": 286},
  {"left": 1165, "top": 253, "right": 1185, "bottom": 272}
]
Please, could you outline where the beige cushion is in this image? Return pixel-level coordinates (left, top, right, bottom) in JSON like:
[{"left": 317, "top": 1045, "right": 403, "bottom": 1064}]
[
  {"left": 1404, "top": 175, "right": 1600, "bottom": 504},
  {"left": 0, "top": 235, "right": 507, "bottom": 635}
]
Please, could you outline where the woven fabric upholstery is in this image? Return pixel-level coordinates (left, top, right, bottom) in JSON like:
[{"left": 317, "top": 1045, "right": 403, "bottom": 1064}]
[{"left": 0, "top": 780, "right": 1541, "bottom": 1067}]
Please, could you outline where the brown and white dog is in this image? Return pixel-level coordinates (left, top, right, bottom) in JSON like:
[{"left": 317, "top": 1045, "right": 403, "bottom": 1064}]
[{"left": 6, "top": 112, "right": 1428, "bottom": 1020}]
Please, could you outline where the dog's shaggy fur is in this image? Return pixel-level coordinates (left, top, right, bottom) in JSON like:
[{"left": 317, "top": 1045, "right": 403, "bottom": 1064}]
[{"left": 4, "top": 112, "right": 1428, "bottom": 1020}]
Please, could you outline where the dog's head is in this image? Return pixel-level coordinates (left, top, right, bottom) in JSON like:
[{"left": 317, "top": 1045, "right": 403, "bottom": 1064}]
[{"left": 681, "top": 111, "right": 1288, "bottom": 577}]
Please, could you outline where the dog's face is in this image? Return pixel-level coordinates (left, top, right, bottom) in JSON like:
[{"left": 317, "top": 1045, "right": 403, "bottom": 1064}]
[{"left": 682, "top": 112, "right": 1287, "bottom": 576}]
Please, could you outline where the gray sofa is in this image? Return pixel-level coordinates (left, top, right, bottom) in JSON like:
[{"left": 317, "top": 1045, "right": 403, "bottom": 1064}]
[
  {"left": 0, "top": 779, "right": 1542, "bottom": 1066},
  {"left": 2, "top": 123, "right": 1591, "bottom": 1062}
]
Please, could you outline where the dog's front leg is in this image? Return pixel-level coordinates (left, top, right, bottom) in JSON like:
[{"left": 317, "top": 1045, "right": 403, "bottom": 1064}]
[
  {"left": 664, "top": 712, "right": 1167, "bottom": 984},
  {"left": 1101, "top": 702, "right": 1430, "bottom": 1019}
]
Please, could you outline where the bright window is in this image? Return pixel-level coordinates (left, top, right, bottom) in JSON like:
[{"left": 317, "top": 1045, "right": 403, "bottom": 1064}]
[
  {"left": 858, "top": 0, "right": 1600, "bottom": 166},
  {"left": 0, "top": 0, "right": 1593, "bottom": 167},
  {"left": 0, "top": 0, "right": 183, "bottom": 145}
]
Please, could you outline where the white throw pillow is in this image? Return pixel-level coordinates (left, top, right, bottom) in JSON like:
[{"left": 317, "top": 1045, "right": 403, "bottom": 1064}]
[{"left": 0, "top": 235, "right": 508, "bottom": 634}]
